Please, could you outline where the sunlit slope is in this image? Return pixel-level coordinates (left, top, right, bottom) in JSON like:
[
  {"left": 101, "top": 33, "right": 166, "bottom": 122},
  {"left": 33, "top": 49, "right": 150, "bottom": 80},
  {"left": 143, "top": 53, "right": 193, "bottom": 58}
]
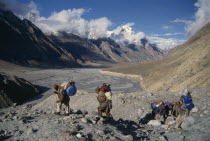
[{"left": 105, "top": 22, "right": 210, "bottom": 91}]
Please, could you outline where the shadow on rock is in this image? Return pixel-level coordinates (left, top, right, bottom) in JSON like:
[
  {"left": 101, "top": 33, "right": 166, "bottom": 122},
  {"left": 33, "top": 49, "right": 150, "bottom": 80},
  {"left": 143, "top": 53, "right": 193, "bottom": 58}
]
[
  {"left": 34, "top": 85, "right": 50, "bottom": 93},
  {"left": 139, "top": 112, "right": 153, "bottom": 125},
  {"left": 25, "top": 85, "right": 50, "bottom": 103},
  {"left": 105, "top": 118, "right": 150, "bottom": 140}
]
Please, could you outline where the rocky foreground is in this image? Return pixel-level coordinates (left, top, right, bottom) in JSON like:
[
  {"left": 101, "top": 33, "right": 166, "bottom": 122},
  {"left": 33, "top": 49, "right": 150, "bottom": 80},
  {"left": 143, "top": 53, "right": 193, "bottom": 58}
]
[{"left": 0, "top": 85, "right": 210, "bottom": 141}]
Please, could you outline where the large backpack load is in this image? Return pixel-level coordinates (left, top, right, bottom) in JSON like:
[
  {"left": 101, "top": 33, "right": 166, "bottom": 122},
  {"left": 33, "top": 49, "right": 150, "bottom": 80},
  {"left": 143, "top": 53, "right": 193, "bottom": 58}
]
[
  {"left": 97, "top": 91, "right": 107, "bottom": 103},
  {"left": 100, "top": 83, "right": 111, "bottom": 92},
  {"left": 164, "top": 101, "right": 173, "bottom": 110},
  {"left": 151, "top": 101, "right": 163, "bottom": 113},
  {"left": 53, "top": 82, "right": 71, "bottom": 104},
  {"left": 66, "top": 84, "right": 77, "bottom": 96},
  {"left": 60, "top": 82, "right": 71, "bottom": 90}
]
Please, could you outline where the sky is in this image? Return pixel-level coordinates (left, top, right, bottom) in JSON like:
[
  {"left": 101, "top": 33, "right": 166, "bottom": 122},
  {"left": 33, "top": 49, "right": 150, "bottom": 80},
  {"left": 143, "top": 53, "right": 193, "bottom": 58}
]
[{"left": 1, "top": 0, "right": 210, "bottom": 50}]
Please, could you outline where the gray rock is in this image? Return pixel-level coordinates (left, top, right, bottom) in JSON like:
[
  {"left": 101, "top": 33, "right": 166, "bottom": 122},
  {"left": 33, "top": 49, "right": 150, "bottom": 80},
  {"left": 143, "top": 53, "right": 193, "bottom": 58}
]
[
  {"left": 181, "top": 117, "right": 195, "bottom": 130},
  {"left": 27, "top": 128, "right": 35, "bottom": 135},
  {"left": 167, "top": 120, "right": 176, "bottom": 125},
  {"left": 126, "top": 134, "right": 133, "bottom": 140},
  {"left": 159, "top": 136, "right": 167, "bottom": 141},
  {"left": 97, "top": 120, "right": 103, "bottom": 125},
  {"left": 71, "top": 125, "right": 79, "bottom": 132},
  {"left": 13, "top": 116, "right": 19, "bottom": 121},
  {"left": 96, "top": 130, "right": 105, "bottom": 136},
  {"left": 19, "top": 119, "right": 27, "bottom": 124},
  {"left": 161, "top": 125, "right": 169, "bottom": 129},
  {"left": 191, "top": 107, "right": 198, "bottom": 113},
  {"left": 91, "top": 119, "right": 96, "bottom": 124},
  {"left": 81, "top": 118, "right": 88, "bottom": 123},
  {"left": 147, "top": 120, "right": 161, "bottom": 126},
  {"left": 203, "top": 110, "right": 208, "bottom": 115},
  {"left": 76, "top": 133, "right": 82, "bottom": 138},
  {"left": 180, "top": 135, "right": 185, "bottom": 140},
  {"left": 54, "top": 120, "right": 61, "bottom": 124}
]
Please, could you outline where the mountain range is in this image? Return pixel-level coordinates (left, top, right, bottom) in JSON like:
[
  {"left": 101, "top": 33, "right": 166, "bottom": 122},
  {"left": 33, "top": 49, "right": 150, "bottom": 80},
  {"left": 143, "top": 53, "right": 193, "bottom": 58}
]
[
  {"left": 0, "top": 9, "right": 163, "bottom": 68},
  {"left": 104, "top": 22, "right": 210, "bottom": 91}
]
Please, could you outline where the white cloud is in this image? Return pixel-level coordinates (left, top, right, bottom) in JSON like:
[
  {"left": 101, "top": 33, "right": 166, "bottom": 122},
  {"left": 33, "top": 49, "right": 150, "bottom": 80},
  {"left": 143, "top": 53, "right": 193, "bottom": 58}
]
[
  {"left": 171, "top": 19, "right": 192, "bottom": 24},
  {"left": 150, "top": 34, "right": 160, "bottom": 37},
  {"left": 186, "top": 0, "right": 210, "bottom": 36},
  {"left": 0, "top": 0, "right": 39, "bottom": 21},
  {"left": 0, "top": 0, "right": 112, "bottom": 38},
  {"left": 34, "top": 9, "right": 112, "bottom": 38},
  {"left": 148, "top": 36, "right": 186, "bottom": 50},
  {"left": 164, "top": 33, "right": 183, "bottom": 36},
  {"left": 172, "top": 0, "right": 210, "bottom": 36}
]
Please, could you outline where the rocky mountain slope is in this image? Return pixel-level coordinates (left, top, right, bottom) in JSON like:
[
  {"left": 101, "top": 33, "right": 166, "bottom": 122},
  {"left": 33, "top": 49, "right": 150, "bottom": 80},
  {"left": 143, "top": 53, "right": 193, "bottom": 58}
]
[
  {"left": 0, "top": 9, "right": 78, "bottom": 68},
  {"left": 50, "top": 32, "right": 163, "bottom": 65},
  {"left": 0, "top": 72, "right": 40, "bottom": 108},
  {"left": 104, "top": 22, "right": 210, "bottom": 92}
]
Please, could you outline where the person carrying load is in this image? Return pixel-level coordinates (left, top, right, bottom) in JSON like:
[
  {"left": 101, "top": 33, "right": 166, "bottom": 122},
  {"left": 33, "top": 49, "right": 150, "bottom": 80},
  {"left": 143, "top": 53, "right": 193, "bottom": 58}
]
[
  {"left": 53, "top": 81, "right": 77, "bottom": 116},
  {"left": 95, "top": 83, "right": 112, "bottom": 121},
  {"left": 180, "top": 88, "right": 194, "bottom": 117}
]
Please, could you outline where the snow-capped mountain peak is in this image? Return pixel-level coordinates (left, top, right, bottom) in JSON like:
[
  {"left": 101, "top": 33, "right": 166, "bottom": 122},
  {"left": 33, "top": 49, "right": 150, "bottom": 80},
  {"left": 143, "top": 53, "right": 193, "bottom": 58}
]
[{"left": 107, "top": 23, "right": 145, "bottom": 45}]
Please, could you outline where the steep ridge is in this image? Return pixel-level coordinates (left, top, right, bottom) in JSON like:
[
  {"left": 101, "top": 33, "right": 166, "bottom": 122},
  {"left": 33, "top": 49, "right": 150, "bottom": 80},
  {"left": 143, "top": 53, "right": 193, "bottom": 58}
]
[
  {"left": 104, "top": 22, "right": 210, "bottom": 92},
  {"left": 0, "top": 9, "right": 78, "bottom": 68}
]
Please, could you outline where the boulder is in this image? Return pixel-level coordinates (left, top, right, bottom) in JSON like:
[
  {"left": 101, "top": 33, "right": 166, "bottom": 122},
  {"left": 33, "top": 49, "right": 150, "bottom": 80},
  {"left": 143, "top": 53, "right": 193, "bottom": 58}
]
[
  {"left": 167, "top": 120, "right": 176, "bottom": 125},
  {"left": 191, "top": 107, "right": 198, "bottom": 113},
  {"left": 203, "top": 110, "right": 208, "bottom": 115},
  {"left": 126, "top": 135, "right": 133, "bottom": 140},
  {"left": 97, "top": 120, "right": 103, "bottom": 125},
  {"left": 181, "top": 117, "right": 195, "bottom": 130},
  {"left": 76, "top": 133, "right": 82, "bottom": 138},
  {"left": 81, "top": 118, "right": 88, "bottom": 123},
  {"left": 161, "top": 125, "right": 169, "bottom": 129},
  {"left": 147, "top": 120, "right": 161, "bottom": 126},
  {"left": 96, "top": 130, "right": 105, "bottom": 136}
]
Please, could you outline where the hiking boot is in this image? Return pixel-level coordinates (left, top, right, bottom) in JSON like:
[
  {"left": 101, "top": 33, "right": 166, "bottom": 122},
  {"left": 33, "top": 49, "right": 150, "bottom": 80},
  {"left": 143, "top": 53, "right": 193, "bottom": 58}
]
[{"left": 54, "top": 112, "right": 60, "bottom": 115}]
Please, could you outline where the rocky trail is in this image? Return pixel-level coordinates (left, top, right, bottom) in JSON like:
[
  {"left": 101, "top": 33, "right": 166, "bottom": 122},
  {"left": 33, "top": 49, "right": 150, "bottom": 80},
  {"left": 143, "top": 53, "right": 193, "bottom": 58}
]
[{"left": 0, "top": 69, "right": 210, "bottom": 141}]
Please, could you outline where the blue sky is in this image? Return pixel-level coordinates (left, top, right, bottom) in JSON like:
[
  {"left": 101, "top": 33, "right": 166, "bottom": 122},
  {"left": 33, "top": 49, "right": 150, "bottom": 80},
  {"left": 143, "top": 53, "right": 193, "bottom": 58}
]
[
  {"left": 18, "top": 0, "right": 196, "bottom": 39},
  {"left": 1, "top": 0, "right": 210, "bottom": 49}
]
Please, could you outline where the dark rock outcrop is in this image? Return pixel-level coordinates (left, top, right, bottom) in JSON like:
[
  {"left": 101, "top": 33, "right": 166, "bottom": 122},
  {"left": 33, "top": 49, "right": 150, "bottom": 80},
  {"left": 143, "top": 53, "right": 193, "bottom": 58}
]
[{"left": 0, "top": 72, "right": 41, "bottom": 108}]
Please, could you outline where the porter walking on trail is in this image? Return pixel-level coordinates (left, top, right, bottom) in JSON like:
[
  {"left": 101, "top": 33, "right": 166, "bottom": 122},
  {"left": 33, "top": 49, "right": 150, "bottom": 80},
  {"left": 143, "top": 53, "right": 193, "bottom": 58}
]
[
  {"left": 95, "top": 83, "right": 112, "bottom": 121},
  {"left": 53, "top": 81, "right": 77, "bottom": 116}
]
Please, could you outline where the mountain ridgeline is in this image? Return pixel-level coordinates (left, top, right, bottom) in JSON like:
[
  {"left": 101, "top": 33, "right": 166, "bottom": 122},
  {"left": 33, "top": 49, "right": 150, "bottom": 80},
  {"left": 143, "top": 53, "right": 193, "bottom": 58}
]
[
  {"left": 0, "top": 10, "right": 78, "bottom": 68},
  {"left": 0, "top": 9, "right": 163, "bottom": 68}
]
